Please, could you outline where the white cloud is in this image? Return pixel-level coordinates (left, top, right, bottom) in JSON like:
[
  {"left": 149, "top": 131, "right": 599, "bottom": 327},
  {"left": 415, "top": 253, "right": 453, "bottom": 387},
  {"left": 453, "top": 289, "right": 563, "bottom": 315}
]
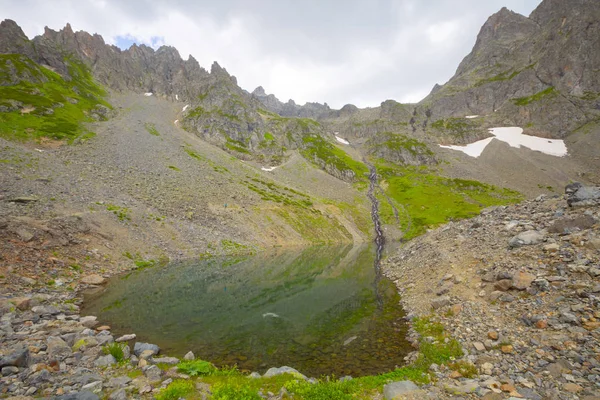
[{"left": 0, "top": 0, "right": 543, "bottom": 108}]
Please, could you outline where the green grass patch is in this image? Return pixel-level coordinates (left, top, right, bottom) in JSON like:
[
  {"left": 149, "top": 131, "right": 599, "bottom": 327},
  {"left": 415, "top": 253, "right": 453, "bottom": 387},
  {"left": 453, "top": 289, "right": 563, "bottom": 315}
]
[
  {"left": 370, "top": 132, "right": 433, "bottom": 157},
  {"left": 376, "top": 163, "right": 522, "bottom": 239},
  {"left": 145, "top": 122, "right": 160, "bottom": 136},
  {"left": 184, "top": 146, "right": 229, "bottom": 173},
  {"left": 102, "top": 342, "right": 127, "bottom": 362},
  {"left": 99, "top": 203, "right": 130, "bottom": 222},
  {"left": 167, "top": 165, "right": 181, "bottom": 172},
  {"left": 301, "top": 134, "right": 368, "bottom": 183},
  {"left": 155, "top": 380, "right": 195, "bottom": 400},
  {"left": 512, "top": 87, "right": 556, "bottom": 106},
  {"left": 430, "top": 117, "right": 478, "bottom": 138},
  {"left": 177, "top": 359, "right": 217, "bottom": 376},
  {"left": 473, "top": 63, "right": 536, "bottom": 87},
  {"left": 225, "top": 137, "right": 251, "bottom": 154},
  {"left": 0, "top": 54, "right": 110, "bottom": 142}
]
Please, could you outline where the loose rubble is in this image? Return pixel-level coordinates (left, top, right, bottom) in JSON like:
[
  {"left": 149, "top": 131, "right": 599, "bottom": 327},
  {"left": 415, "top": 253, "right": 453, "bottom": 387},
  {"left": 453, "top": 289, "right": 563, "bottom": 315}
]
[{"left": 383, "top": 184, "right": 600, "bottom": 399}]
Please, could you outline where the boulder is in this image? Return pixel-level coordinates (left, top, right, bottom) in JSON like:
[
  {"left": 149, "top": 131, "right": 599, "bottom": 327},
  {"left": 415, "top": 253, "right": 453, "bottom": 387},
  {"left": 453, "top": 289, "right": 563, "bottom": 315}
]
[
  {"left": 263, "top": 366, "right": 307, "bottom": 380},
  {"left": 383, "top": 380, "right": 419, "bottom": 399},
  {"left": 94, "top": 354, "right": 116, "bottom": 367},
  {"left": 0, "top": 347, "right": 29, "bottom": 368},
  {"left": 133, "top": 342, "right": 159, "bottom": 357},
  {"left": 566, "top": 183, "right": 600, "bottom": 207},
  {"left": 509, "top": 230, "right": 544, "bottom": 248},
  {"left": 512, "top": 271, "right": 536, "bottom": 290},
  {"left": 47, "top": 336, "right": 71, "bottom": 358},
  {"left": 115, "top": 334, "right": 136, "bottom": 342},
  {"left": 431, "top": 296, "right": 451, "bottom": 309},
  {"left": 81, "top": 274, "right": 106, "bottom": 285},
  {"left": 143, "top": 365, "right": 163, "bottom": 381},
  {"left": 55, "top": 391, "right": 100, "bottom": 400}
]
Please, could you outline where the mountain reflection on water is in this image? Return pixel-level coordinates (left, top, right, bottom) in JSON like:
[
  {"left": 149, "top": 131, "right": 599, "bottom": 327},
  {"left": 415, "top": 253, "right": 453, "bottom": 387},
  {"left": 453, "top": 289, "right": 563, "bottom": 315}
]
[{"left": 81, "top": 244, "right": 410, "bottom": 377}]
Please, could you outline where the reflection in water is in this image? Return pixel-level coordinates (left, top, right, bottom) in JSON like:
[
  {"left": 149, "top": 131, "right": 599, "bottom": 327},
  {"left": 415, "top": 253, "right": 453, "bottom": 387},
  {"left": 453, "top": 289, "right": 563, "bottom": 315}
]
[{"left": 81, "top": 244, "right": 410, "bottom": 377}]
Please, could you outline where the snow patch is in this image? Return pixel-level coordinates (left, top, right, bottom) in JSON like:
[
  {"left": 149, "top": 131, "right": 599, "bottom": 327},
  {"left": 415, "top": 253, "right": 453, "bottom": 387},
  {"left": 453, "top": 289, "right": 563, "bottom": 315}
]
[
  {"left": 335, "top": 136, "right": 350, "bottom": 145},
  {"left": 175, "top": 94, "right": 179, "bottom": 101},
  {"left": 490, "top": 127, "right": 567, "bottom": 157},
  {"left": 439, "top": 138, "right": 494, "bottom": 158},
  {"left": 144, "top": 92, "right": 153, "bottom": 97},
  {"left": 182, "top": 105, "right": 189, "bottom": 112},
  {"left": 174, "top": 119, "right": 179, "bottom": 125},
  {"left": 439, "top": 127, "right": 568, "bottom": 158},
  {"left": 465, "top": 115, "right": 479, "bottom": 119},
  {"left": 261, "top": 166, "right": 277, "bottom": 172}
]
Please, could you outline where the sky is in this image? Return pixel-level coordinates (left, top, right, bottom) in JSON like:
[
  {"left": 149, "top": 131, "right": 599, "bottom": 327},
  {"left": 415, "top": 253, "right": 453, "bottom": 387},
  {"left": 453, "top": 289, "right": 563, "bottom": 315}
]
[{"left": 1, "top": 0, "right": 542, "bottom": 108}]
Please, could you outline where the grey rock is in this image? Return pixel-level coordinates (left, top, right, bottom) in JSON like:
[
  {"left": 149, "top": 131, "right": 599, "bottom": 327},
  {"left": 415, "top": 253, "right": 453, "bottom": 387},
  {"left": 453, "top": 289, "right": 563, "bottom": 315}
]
[
  {"left": 133, "top": 342, "right": 159, "bottom": 357},
  {"left": 499, "top": 293, "right": 515, "bottom": 302},
  {"left": 79, "top": 316, "right": 98, "bottom": 328},
  {"left": 431, "top": 296, "right": 451, "bottom": 309},
  {"left": 108, "top": 389, "right": 127, "bottom": 400},
  {"left": 32, "top": 305, "right": 60, "bottom": 315},
  {"left": 55, "top": 391, "right": 100, "bottom": 400},
  {"left": 248, "top": 372, "right": 261, "bottom": 378},
  {"left": 151, "top": 356, "right": 179, "bottom": 365},
  {"left": 143, "top": 365, "right": 163, "bottom": 381},
  {"left": 106, "top": 376, "right": 131, "bottom": 388},
  {"left": 1, "top": 366, "right": 19, "bottom": 376},
  {"left": 549, "top": 215, "right": 597, "bottom": 233},
  {"left": 0, "top": 347, "right": 29, "bottom": 368},
  {"left": 82, "top": 381, "right": 103, "bottom": 393},
  {"left": 567, "top": 185, "right": 600, "bottom": 207},
  {"left": 263, "top": 366, "right": 308, "bottom": 380},
  {"left": 27, "top": 369, "right": 51, "bottom": 385},
  {"left": 509, "top": 230, "right": 544, "bottom": 248},
  {"left": 94, "top": 354, "right": 116, "bottom": 367},
  {"left": 183, "top": 351, "right": 195, "bottom": 360},
  {"left": 47, "top": 336, "right": 72, "bottom": 358},
  {"left": 115, "top": 334, "right": 136, "bottom": 342},
  {"left": 383, "top": 380, "right": 419, "bottom": 399},
  {"left": 444, "top": 380, "right": 479, "bottom": 394}
]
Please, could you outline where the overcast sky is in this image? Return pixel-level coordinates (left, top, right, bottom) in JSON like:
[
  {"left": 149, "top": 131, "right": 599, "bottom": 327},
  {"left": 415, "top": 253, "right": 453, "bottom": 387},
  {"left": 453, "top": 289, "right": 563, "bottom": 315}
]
[{"left": 1, "top": 0, "right": 542, "bottom": 108}]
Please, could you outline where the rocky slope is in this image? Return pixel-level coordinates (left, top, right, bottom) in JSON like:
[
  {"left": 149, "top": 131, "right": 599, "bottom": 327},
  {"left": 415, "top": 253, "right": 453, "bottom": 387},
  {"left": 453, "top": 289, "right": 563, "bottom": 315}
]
[{"left": 383, "top": 184, "right": 600, "bottom": 399}]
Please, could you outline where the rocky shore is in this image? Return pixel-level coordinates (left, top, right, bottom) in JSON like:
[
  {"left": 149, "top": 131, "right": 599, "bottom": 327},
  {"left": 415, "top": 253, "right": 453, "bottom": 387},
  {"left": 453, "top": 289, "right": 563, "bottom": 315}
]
[
  {"left": 383, "top": 184, "right": 600, "bottom": 399},
  {"left": 1, "top": 183, "right": 599, "bottom": 400}
]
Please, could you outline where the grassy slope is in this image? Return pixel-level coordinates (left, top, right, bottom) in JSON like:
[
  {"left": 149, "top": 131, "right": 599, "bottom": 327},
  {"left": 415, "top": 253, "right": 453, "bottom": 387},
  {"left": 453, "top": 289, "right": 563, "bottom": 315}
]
[
  {"left": 375, "top": 161, "right": 523, "bottom": 240},
  {"left": 0, "top": 54, "right": 110, "bottom": 142}
]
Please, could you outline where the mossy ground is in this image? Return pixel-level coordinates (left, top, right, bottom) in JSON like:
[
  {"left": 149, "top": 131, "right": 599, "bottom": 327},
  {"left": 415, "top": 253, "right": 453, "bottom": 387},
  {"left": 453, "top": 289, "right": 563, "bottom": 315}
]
[
  {"left": 512, "top": 87, "right": 556, "bottom": 106},
  {"left": 301, "top": 134, "right": 369, "bottom": 183},
  {"left": 0, "top": 54, "right": 110, "bottom": 142}
]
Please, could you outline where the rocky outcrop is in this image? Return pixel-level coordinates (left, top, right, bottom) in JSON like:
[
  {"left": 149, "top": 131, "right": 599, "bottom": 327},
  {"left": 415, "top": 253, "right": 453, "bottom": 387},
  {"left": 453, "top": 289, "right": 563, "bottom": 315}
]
[{"left": 250, "top": 86, "right": 331, "bottom": 119}]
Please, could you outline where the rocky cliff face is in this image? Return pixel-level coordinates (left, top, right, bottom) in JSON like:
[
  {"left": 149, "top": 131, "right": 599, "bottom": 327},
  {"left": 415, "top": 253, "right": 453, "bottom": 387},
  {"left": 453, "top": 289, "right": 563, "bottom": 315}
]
[{"left": 419, "top": 0, "right": 600, "bottom": 140}]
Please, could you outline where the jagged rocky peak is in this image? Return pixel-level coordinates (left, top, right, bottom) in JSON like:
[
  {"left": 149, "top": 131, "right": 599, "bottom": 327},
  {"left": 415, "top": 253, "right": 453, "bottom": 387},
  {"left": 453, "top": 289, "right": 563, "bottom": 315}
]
[
  {"left": 454, "top": 7, "right": 538, "bottom": 77},
  {"left": 252, "top": 86, "right": 267, "bottom": 96},
  {"left": 0, "top": 19, "right": 32, "bottom": 56}
]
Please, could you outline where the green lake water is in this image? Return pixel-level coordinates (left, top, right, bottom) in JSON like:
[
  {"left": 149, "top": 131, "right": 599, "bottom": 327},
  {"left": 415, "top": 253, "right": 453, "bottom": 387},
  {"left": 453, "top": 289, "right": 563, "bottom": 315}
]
[{"left": 81, "top": 244, "right": 410, "bottom": 377}]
